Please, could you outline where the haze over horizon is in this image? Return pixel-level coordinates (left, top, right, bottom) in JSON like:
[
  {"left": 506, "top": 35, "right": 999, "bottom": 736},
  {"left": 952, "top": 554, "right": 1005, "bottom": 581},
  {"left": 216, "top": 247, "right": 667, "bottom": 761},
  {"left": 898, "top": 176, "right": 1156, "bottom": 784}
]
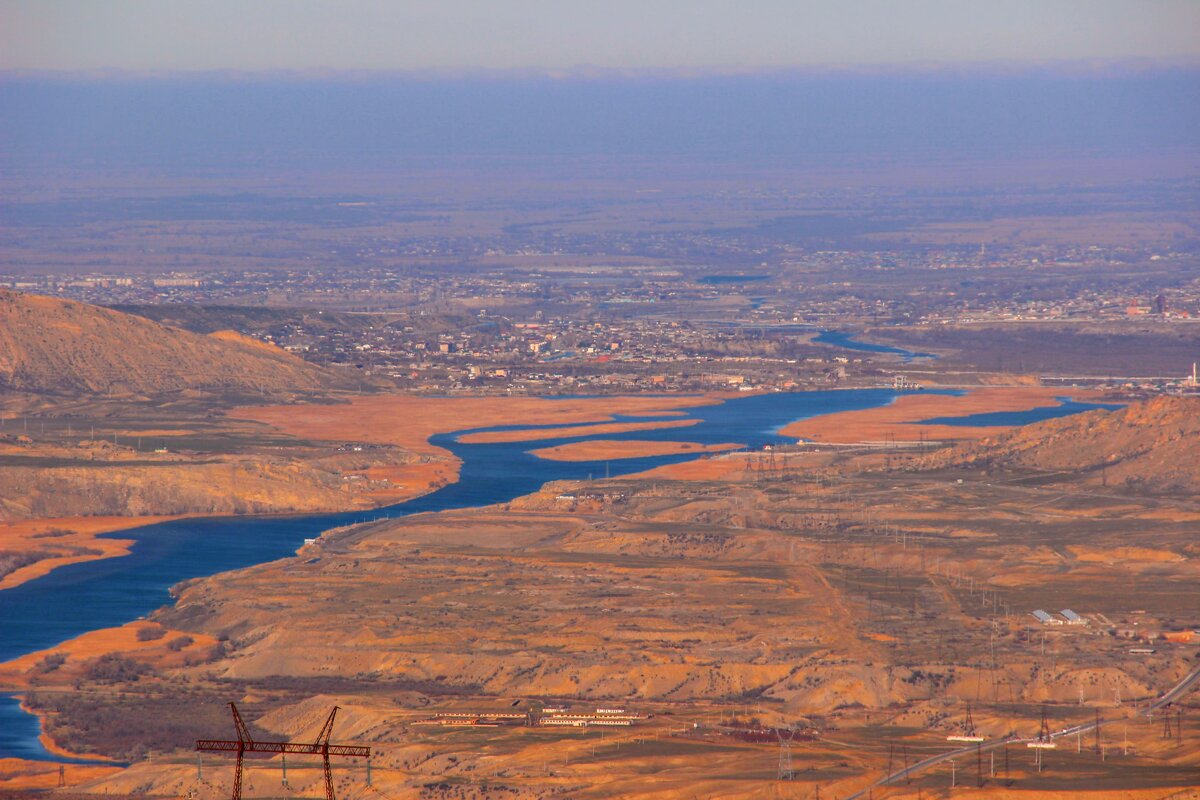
[
  {"left": 2, "top": 0, "right": 1199, "bottom": 73},
  {"left": 3, "top": 1, "right": 1197, "bottom": 179}
]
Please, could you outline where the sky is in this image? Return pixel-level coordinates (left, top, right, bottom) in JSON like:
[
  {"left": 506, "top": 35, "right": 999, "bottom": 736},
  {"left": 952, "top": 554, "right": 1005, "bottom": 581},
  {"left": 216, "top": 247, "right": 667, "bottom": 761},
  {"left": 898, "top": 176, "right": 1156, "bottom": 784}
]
[
  {"left": 2, "top": 1, "right": 1197, "bottom": 177},
  {"left": 2, "top": 0, "right": 1199, "bottom": 73}
]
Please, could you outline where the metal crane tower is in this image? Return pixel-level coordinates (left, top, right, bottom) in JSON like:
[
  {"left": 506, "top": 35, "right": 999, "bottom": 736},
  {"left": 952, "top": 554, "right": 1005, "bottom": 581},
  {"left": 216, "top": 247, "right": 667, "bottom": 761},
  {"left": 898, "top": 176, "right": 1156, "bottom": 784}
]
[{"left": 196, "top": 703, "right": 370, "bottom": 800}]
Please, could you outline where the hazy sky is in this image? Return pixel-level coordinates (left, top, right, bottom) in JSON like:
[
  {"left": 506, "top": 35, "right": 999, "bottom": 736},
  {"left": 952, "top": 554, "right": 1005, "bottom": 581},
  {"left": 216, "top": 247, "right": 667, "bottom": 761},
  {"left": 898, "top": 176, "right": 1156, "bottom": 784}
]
[{"left": 2, "top": 0, "right": 1199, "bottom": 73}]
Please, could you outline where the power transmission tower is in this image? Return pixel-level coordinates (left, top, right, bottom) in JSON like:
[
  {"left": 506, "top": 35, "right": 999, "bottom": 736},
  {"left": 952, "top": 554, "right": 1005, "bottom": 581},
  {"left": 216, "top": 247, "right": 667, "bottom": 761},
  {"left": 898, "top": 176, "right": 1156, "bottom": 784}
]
[
  {"left": 1037, "top": 706, "right": 1053, "bottom": 744},
  {"left": 776, "top": 728, "right": 794, "bottom": 781}
]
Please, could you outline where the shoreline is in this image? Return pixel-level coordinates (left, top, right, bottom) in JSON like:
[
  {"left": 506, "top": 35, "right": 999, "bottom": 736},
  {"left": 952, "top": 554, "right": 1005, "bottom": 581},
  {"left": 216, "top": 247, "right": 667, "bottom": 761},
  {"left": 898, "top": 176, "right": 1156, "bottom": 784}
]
[
  {"left": 1, "top": 621, "right": 221, "bottom": 769},
  {"left": 625, "top": 386, "right": 1110, "bottom": 483},
  {"left": 459, "top": 418, "right": 701, "bottom": 444},
  {"left": 0, "top": 620, "right": 220, "bottom": 691},
  {"left": 231, "top": 392, "right": 728, "bottom": 458},
  {"left": 3, "top": 394, "right": 731, "bottom": 598},
  {"left": 530, "top": 439, "right": 742, "bottom": 462},
  {"left": 0, "top": 386, "right": 1139, "bottom": 778},
  {"left": 1, "top": 389, "right": 1088, "bottom": 594},
  {"left": 23, "top": 699, "right": 121, "bottom": 764},
  {"left": 0, "top": 516, "right": 180, "bottom": 594},
  {"left": 0, "top": 457, "right": 458, "bottom": 597},
  {"left": 780, "top": 386, "right": 1107, "bottom": 444},
  {"left": 0, "top": 701, "right": 123, "bottom": 790}
]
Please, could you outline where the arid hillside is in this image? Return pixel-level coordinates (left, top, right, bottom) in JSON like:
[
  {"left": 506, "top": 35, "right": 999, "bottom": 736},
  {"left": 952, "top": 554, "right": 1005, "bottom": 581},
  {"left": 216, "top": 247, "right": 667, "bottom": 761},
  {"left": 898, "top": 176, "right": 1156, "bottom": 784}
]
[
  {"left": 0, "top": 454, "right": 394, "bottom": 521},
  {"left": 921, "top": 396, "right": 1200, "bottom": 494},
  {"left": 14, "top": 450, "right": 1198, "bottom": 798},
  {"left": 5, "top": 401, "right": 1199, "bottom": 798},
  {"left": 0, "top": 290, "right": 342, "bottom": 396}
]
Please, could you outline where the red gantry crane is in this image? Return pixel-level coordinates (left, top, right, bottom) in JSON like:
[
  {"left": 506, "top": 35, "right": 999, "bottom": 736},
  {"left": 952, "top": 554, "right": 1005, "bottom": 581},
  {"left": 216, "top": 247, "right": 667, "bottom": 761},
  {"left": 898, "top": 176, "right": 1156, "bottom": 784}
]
[{"left": 197, "top": 703, "right": 370, "bottom": 800}]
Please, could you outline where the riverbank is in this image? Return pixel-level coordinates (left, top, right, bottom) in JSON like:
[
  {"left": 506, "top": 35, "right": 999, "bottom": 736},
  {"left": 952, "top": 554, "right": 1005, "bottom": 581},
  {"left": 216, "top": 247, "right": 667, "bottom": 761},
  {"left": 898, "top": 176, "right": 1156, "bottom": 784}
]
[
  {"left": 781, "top": 386, "right": 1106, "bottom": 443},
  {"left": 0, "top": 517, "right": 177, "bottom": 594},
  {"left": 530, "top": 439, "right": 741, "bottom": 462},
  {"left": 2, "top": 388, "right": 1180, "bottom": 786},
  {"left": 0, "top": 621, "right": 221, "bottom": 779},
  {"left": 458, "top": 418, "right": 700, "bottom": 444},
  {"left": 27, "top": 394, "right": 1199, "bottom": 797},
  {"left": 0, "top": 389, "right": 1092, "bottom": 597},
  {"left": 0, "top": 394, "right": 726, "bottom": 596},
  {"left": 0, "top": 619, "right": 219, "bottom": 691},
  {"left": 0, "top": 696, "right": 126, "bottom": 792},
  {"left": 232, "top": 392, "right": 726, "bottom": 455}
]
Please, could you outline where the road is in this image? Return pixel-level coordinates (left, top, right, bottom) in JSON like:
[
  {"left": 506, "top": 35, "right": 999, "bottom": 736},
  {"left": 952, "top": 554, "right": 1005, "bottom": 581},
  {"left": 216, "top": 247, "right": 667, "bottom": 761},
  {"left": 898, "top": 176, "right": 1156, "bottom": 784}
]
[{"left": 845, "top": 662, "right": 1200, "bottom": 798}]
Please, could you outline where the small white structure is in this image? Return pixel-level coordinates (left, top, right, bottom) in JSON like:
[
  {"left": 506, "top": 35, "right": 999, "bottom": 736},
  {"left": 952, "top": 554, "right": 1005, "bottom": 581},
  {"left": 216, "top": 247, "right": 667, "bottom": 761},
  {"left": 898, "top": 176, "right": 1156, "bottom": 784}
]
[{"left": 1060, "top": 609, "right": 1087, "bottom": 625}]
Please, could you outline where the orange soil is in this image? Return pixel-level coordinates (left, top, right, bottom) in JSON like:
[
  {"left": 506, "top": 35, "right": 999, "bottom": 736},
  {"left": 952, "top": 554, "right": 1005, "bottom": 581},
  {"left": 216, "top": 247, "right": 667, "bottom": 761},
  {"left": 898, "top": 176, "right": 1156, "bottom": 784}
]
[
  {"left": 0, "top": 516, "right": 179, "bottom": 593},
  {"left": 459, "top": 418, "right": 699, "bottom": 444},
  {"left": 881, "top": 789, "right": 1200, "bottom": 800},
  {"left": 530, "top": 439, "right": 742, "bottom": 462},
  {"left": 207, "top": 328, "right": 288, "bottom": 353},
  {"left": 782, "top": 386, "right": 1104, "bottom": 444},
  {"left": 615, "top": 410, "right": 689, "bottom": 417},
  {"left": 1, "top": 620, "right": 214, "bottom": 769},
  {"left": 110, "top": 428, "right": 198, "bottom": 437},
  {"left": 1068, "top": 545, "right": 1186, "bottom": 564},
  {"left": 2, "top": 397, "right": 720, "bottom": 593},
  {"left": 0, "top": 758, "right": 121, "bottom": 791},
  {"left": 357, "top": 461, "right": 455, "bottom": 503},
  {"left": 232, "top": 394, "right": 723, "bottom": 456},
  {"left": 628, "top": 451, "right": 759, "bottom": 482},
  {"left": 0, "top": 620, "right": 218, "bottom": 689}
]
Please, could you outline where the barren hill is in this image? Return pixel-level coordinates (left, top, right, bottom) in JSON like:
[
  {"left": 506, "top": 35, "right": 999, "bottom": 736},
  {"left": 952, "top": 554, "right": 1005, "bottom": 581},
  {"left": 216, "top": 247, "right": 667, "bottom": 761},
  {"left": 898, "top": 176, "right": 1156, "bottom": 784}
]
[
  {"left": 0, "top": 290, "right": 343, "bottom": 396},
  {"left": 922, "top": 396, "right": 1200, "bottom": 494}
]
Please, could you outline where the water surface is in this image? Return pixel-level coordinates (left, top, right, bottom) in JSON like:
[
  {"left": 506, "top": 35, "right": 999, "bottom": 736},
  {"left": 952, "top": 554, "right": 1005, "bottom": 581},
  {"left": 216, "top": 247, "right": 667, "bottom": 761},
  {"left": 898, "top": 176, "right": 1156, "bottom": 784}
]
[
  {"left": 916, "top": 397, "right": 1123, "bottom": 427},
  {"left": 813, "top": 330, "right": 936, "bottom": 362},
  {"left": 0, "top": 388, "right": 1108, "bottom": 761},
  {"left": 0, "top": 390, "right": 902, "bottom": 667}
]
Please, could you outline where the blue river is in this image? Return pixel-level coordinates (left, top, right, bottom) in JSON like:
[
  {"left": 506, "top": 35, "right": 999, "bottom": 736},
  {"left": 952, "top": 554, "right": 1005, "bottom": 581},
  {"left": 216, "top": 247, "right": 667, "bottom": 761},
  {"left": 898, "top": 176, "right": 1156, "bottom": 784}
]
[
  {"left": 0, "top": 389, "right": 1114, "bottom": 761},
  {"left": 813, "top": 330, "right": 937, "bottom": 361},
  {"left": 917, "top": 396, "right": 1124, "bottom": 427}
]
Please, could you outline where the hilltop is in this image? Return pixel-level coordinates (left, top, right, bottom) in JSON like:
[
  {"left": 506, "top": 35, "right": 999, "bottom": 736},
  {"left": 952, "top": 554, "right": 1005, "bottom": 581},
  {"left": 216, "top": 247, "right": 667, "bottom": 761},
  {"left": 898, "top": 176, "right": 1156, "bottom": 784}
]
[
  {"left": 0, "top": 290, "right": 344, "bottom": 397},
  {"left": 921, "top": 396, "right": 1200, "bottom": 494}
]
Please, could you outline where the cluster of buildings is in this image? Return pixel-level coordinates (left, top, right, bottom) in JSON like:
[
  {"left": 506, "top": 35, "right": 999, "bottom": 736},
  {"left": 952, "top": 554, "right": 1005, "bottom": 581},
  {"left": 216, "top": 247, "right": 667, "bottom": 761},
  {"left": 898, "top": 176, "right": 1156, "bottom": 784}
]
[
  {"left": 1031, "top": 608, "right": 1199, "bottom": 646},
  {"left": 5, "top": 256, "right": 1196, "bottom": 396},
  {"left": 1031, "top": 608, "right": 1088, "bottom": 626},
  {"left": 918, "top": 290, "right": 1199, "bottom": 324},
  {"left": 417, "top": 706, "right": 647, "bottom": 729},
  {"left": 274, "top": 309, "right": 885, "bottom": 395}
]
